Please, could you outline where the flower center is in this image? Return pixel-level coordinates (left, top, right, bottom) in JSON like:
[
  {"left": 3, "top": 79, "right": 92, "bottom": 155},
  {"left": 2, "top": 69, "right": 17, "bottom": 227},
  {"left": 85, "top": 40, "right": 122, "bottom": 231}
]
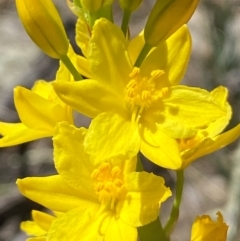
[
  {"left": 91, "top": 162, "right": 124, "bottom": 211},
  {"left": 177, "top": 137, "right": 201, "bottom": 152},
  {"left": 177, "top": 131, "right": 208, "bottom": 152},
  {"left": 124, "top": 67, "right": 169, "bottom": 122}
]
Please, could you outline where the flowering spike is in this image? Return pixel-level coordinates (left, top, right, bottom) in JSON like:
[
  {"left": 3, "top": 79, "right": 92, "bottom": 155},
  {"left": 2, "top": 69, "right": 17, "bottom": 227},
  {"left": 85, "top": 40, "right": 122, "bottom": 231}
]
[
  {"left": 144, "top": 0, "right": 199, "bottom": 46},
  {"left": 16, "top": 0, "right": 69, "bottom": 59}
]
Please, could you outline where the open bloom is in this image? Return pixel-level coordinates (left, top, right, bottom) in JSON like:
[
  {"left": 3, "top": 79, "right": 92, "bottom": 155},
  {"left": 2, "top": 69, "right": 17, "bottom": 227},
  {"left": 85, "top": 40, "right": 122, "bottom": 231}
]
[
  {"left": 0, "top": 80, "right": 73, "bottom": 147},
  {"left": 21, "top": 210, "right": 56, "bottom": 241},
  {"left": 175, "top": 86, "right": 240, "bottom": 169},
  {"left": 191, "top": 212, "right": 228, "bottom": 241},
  {"left": 53, "top": 18, "right": 231, "bottom": 169},
  {"left": 17, "top": 122, "right": 171, "bottom": 241},
  {"left": 180, "top": 122, "right": 240, "bottom": 169}
]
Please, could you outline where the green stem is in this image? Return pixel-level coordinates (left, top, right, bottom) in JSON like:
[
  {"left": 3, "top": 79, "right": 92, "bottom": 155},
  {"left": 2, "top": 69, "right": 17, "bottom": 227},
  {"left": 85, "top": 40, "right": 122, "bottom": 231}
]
[
  {"left": 164, "top": 170, "right": 184, "bottom": 238},
  {"left": 134, "top": 43, "right": 152, "bottom": 67},
  {"left": 60, "top": 55, "right": 83, "bottom": 81},
  {"left": 121, "top": 10, "right": 131, "bottom": 37},
  {"left": 138, "top": 217, "right": 169, "bottom": 241},
  {"left": 73, "top": 0, "right": 81, "bottom": 8},
  {"left": 100, "top": 4, "right": 113, "bottom": 22},
  {"left": 89, "top": 11, "right": 99, "bottom": 30}
]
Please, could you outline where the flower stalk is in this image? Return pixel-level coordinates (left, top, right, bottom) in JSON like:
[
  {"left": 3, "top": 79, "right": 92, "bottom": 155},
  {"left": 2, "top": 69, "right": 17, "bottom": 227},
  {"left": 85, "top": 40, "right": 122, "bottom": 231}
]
[{"left": 164, "top": 170, "right": 184, "bottom": 238}]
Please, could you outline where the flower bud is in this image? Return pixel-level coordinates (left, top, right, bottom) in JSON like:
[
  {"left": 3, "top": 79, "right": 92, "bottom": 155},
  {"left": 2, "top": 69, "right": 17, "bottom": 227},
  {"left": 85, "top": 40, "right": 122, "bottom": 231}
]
[
  {"left": 80, "top": 0, "right": 113, "bottom": 12},
  {"left": 16, "top": 0, "right": 69, "bottom": 59},
  {"left": 144, "top": 0, "right": 199, "bottom": 46},
  {"left": 191, "top": 212, "right": 228, "bottom": 241},
  {"left": 119, "top": 0, "right": 142, "bottom": 12}
]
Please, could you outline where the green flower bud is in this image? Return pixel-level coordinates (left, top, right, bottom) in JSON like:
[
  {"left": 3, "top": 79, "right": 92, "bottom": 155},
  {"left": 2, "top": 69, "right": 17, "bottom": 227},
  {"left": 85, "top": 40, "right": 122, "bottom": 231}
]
[
  {"left": 80, "top": 0, "right": 113, "bottom": 12},
  {"left": 16, "top": 0, "right": 69, "bottom": 59},
  {"left": 144, "top": 0, "right": 199, "bottom": 46},
  {"left": 119, "top": 0, "right": 143, "bottom": 12}
]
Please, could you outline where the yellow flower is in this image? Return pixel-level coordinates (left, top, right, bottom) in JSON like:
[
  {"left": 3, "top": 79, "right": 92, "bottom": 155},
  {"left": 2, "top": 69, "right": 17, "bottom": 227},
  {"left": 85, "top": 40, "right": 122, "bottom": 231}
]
[
  {"left": 180, "top": 124, "right": 240, "bottom": 169},
  {"left": 0, "top": 81, "right": 73, "bottom": 147},
  {"left": 21, "top": 210, "right": 55, "bottom": 241},
  {"left": 53, "top": 19, "right": 231, "bottom": 169},
  {"left": 17, "top": 122, "right": 171, "bottom": 241},
  {"left": 16, "top": 0, "right": 69, "bottom": 59},
  {"left": 175, "top": 86, "right": 240, "bottom": 169},
  {"left": 191, "top": 212, "right": 228, "bottom": 241}
]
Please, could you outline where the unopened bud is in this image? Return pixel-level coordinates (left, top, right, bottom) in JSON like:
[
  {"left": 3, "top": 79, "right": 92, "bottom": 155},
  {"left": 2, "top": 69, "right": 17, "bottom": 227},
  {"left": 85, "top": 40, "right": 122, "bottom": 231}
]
[
  {"left": 80, "top": 0, "right": 113, "bottom": 12},
  {"left": 144, "top": 0, "right": 199, "bottom": 46},
  {"left": 119, "top": 0, "right": 142, "bottom": 12},
  {"left": 16, "top": 0, "right": 69, "bottom": 59}
]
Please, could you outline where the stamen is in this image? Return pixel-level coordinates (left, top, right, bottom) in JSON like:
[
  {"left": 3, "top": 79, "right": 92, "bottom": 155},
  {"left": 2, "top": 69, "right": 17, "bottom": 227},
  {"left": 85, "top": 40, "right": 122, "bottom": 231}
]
[
  {"left": 91, "top": 162, "right": 124, "bottom": 211},
  {"left": 129, "top": 67, "right": 140, "bottom": 78},
  {"left": 125, "top": 68, "right": 167, "bottom": 115}
]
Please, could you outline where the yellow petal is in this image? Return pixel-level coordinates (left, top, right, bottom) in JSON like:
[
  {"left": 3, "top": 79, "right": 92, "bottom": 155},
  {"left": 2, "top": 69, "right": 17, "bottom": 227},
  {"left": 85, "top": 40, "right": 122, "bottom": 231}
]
[
  {"left": 128, "top": 30, "right": 145, "bottom": 65},
  {"left": 14, "top": 86, "right": 69, "bottom": 132},
  {"left": 16, "top": 175, "right": 92, "bottom": 212},
  {"left": 75, "top": 18, "right": 91, "bottom": 57},
  {"left": 191, "top": 212, "right": 228, "bottom": 241},
  {"left": 105, "top": 218, "right": 137, "bottom": 241},
  {"left": 30, "top": 80, "right": 67, "bottom": 108},
  {"left": 32, "top": 210, "right": 55, "bottom": 232},
  {"left": 0, "top": 122, "right": 50, "bottom": 147},
  {"left": 21, "top": 221, "right": 46, "bottom": 236},
  {"left": 140, "top": 25, "right": 192, "bottom": 85},
  {"left": 53, "top": 80, "right": 125, "bottom": 118},
  {"left": 121, "top": 172, "right": 171, "bottom": 226},
  {"left": 26, "top": 237, "right": 46, "bottom": 241},
  {"left": 139, "top": 123, "right": 182, "bottom": 169},
  {"left": 182, "top": 124, "right": 240, "bottom": 168},
  {"left": 89, "top": 18, "right": 132, "bottom": 91},
  {"left": 54, "top": 122, "right": 96, "bottom": 196},
  {"left": 205, "top": 86, "right": 232, "bottom": 137},
  {"left": 84, "top": 112, "right": 140, "bottom": 164},
  {"left": 162, "top": 86, "right": 230, "bottom": 134},
  {"left": 47, "top": 207, "right": 107, "bottom": 241}
]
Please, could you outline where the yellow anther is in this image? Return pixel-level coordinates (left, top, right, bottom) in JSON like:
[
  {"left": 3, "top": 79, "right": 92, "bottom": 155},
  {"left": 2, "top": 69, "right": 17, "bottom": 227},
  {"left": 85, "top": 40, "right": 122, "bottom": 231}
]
[
  {"left": 99, "top": 162, "right": 110, "bottom": 171},
  {"left": 114, "top": 179, "right": 123, "bottom": 187},
  {"left": 151, "top": 69, "right": 165, "bottom": 78},
  {"left": 177, "top": 135, "right": 203, "bottom": 152},
  {"left": 129, "top": 67, "right": 140, "bottom": 78},
  {"left": 111, "top": 166, "right": 121, "bottom": 178},
  {"left": 91, "top": 162, "right": 125, "bottom": 210},
  {"left": 91, "top": 169, "right": 100, "bottom": 179}
]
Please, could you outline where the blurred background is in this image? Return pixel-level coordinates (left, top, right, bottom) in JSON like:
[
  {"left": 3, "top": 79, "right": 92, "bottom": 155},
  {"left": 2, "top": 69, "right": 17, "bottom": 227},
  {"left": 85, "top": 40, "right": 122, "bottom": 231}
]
[{"left": 0, "top": 0, "right": 240, "bottom": 240}]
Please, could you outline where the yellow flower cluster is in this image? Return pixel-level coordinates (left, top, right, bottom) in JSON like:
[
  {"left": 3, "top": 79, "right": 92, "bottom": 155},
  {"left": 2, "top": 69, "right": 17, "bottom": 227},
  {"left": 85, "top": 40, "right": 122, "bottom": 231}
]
[{"left": 1, "top": 0, "right": 237, "bottom": 240}]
